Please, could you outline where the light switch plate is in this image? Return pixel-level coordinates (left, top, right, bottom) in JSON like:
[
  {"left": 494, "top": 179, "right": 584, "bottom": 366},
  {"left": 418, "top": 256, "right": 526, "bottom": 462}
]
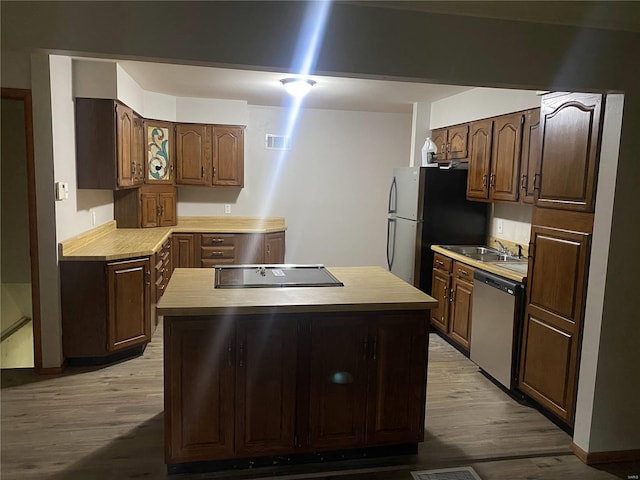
[
  {"left": 224, "top": 204, "right": 231, "bottom": 214},
  {"left": 497, "top": 219, "right": 504, "bottom": 234},
  {"left": 55, "top": 182, "right": 69, "bottom": 201}
]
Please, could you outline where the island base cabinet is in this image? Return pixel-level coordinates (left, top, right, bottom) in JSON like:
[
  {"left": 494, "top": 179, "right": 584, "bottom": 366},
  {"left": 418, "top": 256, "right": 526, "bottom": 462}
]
[
  {"left": 307, "top": 313, "right": 427, "bottom": 451},
  {"left": 164, "top": 316, "right": 298, "bottom": 464},
  {"left": 164, "top": 310, "right": 429, "bottom": 467},
  {"left": 165, "top": 318, "right": 235, "bottom": 463}
]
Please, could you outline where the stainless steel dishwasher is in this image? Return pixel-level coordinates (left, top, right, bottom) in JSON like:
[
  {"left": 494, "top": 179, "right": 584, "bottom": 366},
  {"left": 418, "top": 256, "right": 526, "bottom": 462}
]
[{"left": 470, "top": 270, "right": 524, "bottom": 390}]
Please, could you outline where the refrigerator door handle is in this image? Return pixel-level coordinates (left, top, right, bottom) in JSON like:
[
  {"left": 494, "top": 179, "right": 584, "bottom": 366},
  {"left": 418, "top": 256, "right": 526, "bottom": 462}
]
[
  {"left": 386, "top": 218, "right": 396, "bottom": 270},
  {"left": 388, "top": 177, "right": 397, "bottom": 214}
]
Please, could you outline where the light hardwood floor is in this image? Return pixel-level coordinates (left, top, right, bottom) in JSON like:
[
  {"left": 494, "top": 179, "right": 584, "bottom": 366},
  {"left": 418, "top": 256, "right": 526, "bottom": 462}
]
[{"left": 1, "top": 323, "right": 637, "bottom": 480}]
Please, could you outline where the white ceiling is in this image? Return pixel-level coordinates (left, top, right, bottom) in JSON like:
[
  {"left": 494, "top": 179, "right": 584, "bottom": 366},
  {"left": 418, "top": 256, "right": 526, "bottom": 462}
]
[{"left": 118, "top": 60, "right": 472, "bottom": 114}]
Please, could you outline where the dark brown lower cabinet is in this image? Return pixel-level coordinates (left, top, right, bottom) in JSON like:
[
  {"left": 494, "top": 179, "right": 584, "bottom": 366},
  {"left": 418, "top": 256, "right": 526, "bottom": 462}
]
[
  {"left": 61, "top": 257, "right": 151, "bottom": 360},
  {"left": 518, "top": 220, "right": 591, "bottom": 425},
  {"left": 164, "top": 311, "right": 427, "bottom": 465},
  {"left": 449, "top": 276, "right": 473, "bottom": 351},
  {"left": 172, "top": 233, "right": 197, "bottom": 268}
]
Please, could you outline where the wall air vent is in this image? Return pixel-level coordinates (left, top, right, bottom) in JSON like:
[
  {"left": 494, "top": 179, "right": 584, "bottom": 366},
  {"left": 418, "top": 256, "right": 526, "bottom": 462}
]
[{"left": 265, "top": 134, "right": 291, "bottom": 150}]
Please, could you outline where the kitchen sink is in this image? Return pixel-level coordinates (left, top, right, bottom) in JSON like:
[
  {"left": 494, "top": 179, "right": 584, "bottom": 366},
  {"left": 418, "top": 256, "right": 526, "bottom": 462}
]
[
  {"left": 493, "top": 262, "right": 528, "bottom": 274},
  {"left": 441, "top": 245, "right": 500, "bottom": 255},
  {"left": 440, "top": 245, "right": 526, "bottom": 263}
]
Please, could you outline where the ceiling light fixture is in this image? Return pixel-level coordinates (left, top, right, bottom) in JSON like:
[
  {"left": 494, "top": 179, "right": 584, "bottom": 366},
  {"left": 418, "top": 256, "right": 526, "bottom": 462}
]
[{"left": 280, "top": 78, "right": 316, "bottom": 97}]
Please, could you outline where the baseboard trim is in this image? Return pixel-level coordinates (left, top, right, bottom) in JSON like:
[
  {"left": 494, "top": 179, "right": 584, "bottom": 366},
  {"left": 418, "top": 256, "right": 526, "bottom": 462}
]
[
  {"left": 571, "top": 442, "right": 640, "bottom": 464},
  {"left": 37, "top": 363, "right": 65, "bottom": 375}
]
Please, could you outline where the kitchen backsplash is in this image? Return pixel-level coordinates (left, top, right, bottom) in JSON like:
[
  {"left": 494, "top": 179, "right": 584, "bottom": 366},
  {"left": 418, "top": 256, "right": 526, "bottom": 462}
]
[{"left": 489, "top": 203, "right": 532, "bottom": 254}]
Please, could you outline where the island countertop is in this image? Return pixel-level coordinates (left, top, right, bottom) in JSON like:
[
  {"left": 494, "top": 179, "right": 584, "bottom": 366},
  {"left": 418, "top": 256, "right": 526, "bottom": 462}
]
[{"left": 157, "top": 266, "right": 438, "bottom": 316}]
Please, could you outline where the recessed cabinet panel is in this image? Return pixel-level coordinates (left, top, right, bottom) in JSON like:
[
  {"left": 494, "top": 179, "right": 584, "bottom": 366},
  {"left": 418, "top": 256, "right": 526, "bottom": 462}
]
[
  {"left": 529, "top": 233, "right": 583, "bottom": 321},
  {"left": 447, "top": 124, "right": 469, "bottom": 160},
  {"left": 519, "top": 316, "right": 573, "bottom": 413},
  {"left": 166, "top": 319, "right": 235, "bottom": 462},
  {"left": 430, "top": 269, "right": 450, "bottom": 334},
  {"left": 537, "top": 93, "right": 603, "bottom": 211},
  {"left": 309, "top": 317, "right": 368, "bottom": 450},
  {"left": 491, "top": 112, "right": 523, "bottom": 202},
  {"left": 466, "top": 119, "right": 493, "bottom": 200},
  {"left": 176, "top": 124, "right": 210, "bottom": 186},
  {"left": 449, "top": 277, "right": 473, "bottom": 350},
  {"left": 212, "top": 126, "right": 244, "bottom": 186},
  {"left": 521, "top": 108, "right": 541, "bottom": 204},
  {"left": 235, "top": 319, "right": 297, "bottom": 456}
]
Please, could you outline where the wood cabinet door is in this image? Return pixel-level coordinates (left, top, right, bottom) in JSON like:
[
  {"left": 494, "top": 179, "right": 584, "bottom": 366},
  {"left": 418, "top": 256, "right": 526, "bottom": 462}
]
[
  {"left": 518, "top": 225, "right": 591, "bottom": 424},
  {"left": 449, "top": 277, "right": 473, "bottom": 351},
  {"left": 158, "top": 190, "right": 177, "bottom": 227},
  {"left": 430, "top": 269, "right": 450, "bottom": 334},
  {"left": 491, "top": 112, "right": 523, "bottom": 202},
  {"left": 165, "top": 318, "right": 235, "bottom": 463},
  {"left": 308, "top": 316, "right": 368, "bottom": 450},
  {"left": 520, "top": 108, "right": 541, "bottom": 204},
  {"left": 212, "top": 126, "right": 244, "bottom": 186},
  {"left": 116, "top": 102, "right": 135, "bottom": 188},
  {"left": 132, "top": 113, "right": 145, "bottom": 185},
  {"left": 447, "top": 124, "right": 469, "bottom": 160},
  {"left": 466, "top": 119, "right": 493, "bottom": 200},
  {"left": 536, "top": 92, "right": 603, "bottom": 212},
  {"left": 431, "top": 128, "right": 448, "bottom": 161},
  {"left": 176, "top": 124, "right": 211, "bottom": 186},
  {"left": 145, "top": 120, "right": 174, "bottom": 184},
  {"left": 235, "top": 318, "right": 297, "bottom": 456},
  {"left": 140, "top": 191, "right": 159, "bottom": 228},
  {"left": 264, "top": 231, "right": 285, "bottom": 264},
  {"left": 172, "top": 234, "right": 196, "bottom": 268},
  {"left": 366, "top": 314, "right": 426, "bottom": 445},
  {"left": 106, "top": 258, "right": 150, "bottom": 352}
]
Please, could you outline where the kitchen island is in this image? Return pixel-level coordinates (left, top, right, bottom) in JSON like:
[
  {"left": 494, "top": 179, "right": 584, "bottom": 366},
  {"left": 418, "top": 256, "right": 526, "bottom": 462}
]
[{"left": 157, "top": 266, "right": 437, "bottom": 471}]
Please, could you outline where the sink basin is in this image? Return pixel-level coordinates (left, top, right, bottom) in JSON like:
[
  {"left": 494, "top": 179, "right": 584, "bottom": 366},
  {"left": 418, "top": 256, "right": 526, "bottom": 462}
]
[
  {"left": 441, "top": 245, "right": 500, "bottom": 255},
  {"left": 494, "top": 262, "right": 528, "bottom": 274},
  {"left": 440, "top": 245, "right": 526, "bottom": 263}
]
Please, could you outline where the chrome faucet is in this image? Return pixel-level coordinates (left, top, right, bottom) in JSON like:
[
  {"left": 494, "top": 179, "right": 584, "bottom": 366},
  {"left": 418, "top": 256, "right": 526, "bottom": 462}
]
[{"left": 495, "top": 240, "right": 509, "bottom": 254}]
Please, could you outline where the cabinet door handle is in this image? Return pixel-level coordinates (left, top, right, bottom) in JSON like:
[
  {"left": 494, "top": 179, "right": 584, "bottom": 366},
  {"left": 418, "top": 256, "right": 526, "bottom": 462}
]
[
  {"left": 201, "top": 166, "right": 205, "bottom": 178},
  {"left": 521, "top": 174, "right": 527, "bottom": 190},
  {"left": 372, "top": 336, "right": 378, "bottom": 361},
  {"left": 363, "top": 336, "right": 369, "bottom": 360},
  {"left": 435, "top": 259, "right": 444, "bottom": 267},
  {"left": 459, "top": 269, "right": 468, "bottom": 276},
  {"left": 212, "top": 167, "right": 216, "bottom": 178},
  {"left": 482, "top": 174, "right": 487, "bottom": 187},
  {"left": 227, "top": 340, "right": 233, "bottom": 367},
  {"left": 239, "top": 341, "right": 245, "bottom": 367},
  {"left": 489, "top": 174, "right": 496, "bottom": 188},
  {"left": 443, "top": 283, "right": 447, "bottom": 294},
  {"left": 211, "top": 238, "right": 224, "bottom": 244},
  {"left": 131, "top": 161, "right": 136, "bottom": 180},
  {"left": 533, "top": 173, "right": 541, "bottom": 191},
  {"left": 145, "top": 270, "right": 150, "bottom": 286},
  {"left": 449, "top": 288, "right": 454, "bottom": 302},
  {"left": 211, "top": 251, "right": 224, "bottom": 257},
  {"left": 156, "top": 205, "right": 161, "bottom": 217}
]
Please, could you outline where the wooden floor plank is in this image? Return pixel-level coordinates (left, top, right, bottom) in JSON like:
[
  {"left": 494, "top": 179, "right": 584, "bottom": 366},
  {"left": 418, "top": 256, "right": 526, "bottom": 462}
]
[{"left": 1, "top": 324, "right": 637, "bottom": 480}]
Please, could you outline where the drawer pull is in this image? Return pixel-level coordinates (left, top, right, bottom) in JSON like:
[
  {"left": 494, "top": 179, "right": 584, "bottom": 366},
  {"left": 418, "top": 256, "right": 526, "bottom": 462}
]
[
  {"left": 210, "top": 239, "right": 224, "bottom": 244},
  {"left": 435, "top": 260, "right": 444, "bottom": 266},
  {"left": 459, "top": 269, "right": 469, "bottom": 276},
  {"left": 211, "top": 252, "right": 224, "bottom": 257}
]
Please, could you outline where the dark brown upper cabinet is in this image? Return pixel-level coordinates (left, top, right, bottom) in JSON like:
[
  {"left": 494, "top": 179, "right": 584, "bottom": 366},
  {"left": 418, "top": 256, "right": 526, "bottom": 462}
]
[
  {"left": 466, "top": 119, "right": 494, "bottom": 200},
  {"left": 520, "top": 108, "right": 541, "bottom": 204},
  {"left": 535, "top": 92, "right": 603, "bottom": 212},
  {"left": 75, "top": 98, "right": 144, "bottom": 189},
  {"left": 176, "top": 124, "right": 211, "bottom": 186},
  {"left": 212, "top": 125, "right": 245, "bottom": 187},
  {"left": 432, "top": 124, "right": 469, "bottom": 162}
]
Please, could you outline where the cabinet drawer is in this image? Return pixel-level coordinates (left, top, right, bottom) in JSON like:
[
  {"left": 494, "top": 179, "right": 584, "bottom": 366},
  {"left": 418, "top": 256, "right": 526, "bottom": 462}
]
[
  {"left": 201, "top": 258, "right": 236, "bottom": 268},
  {"left": 453, "top": 261, "right": 474, "bottom": 283},
  {"left": 201, "top": 246, "right": 236, "bottom": 260},
  {"left": 200, "top": 234, "right": 238, "bottom": 247},
  {"left": 433, "top": 253, "right": 453, "bottom": 272}
]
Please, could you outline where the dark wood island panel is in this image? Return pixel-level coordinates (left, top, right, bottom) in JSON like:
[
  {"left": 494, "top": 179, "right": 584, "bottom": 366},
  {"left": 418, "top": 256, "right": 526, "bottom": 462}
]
[{"left": 159, "top": 267, "right": 436, "bottom": 470}]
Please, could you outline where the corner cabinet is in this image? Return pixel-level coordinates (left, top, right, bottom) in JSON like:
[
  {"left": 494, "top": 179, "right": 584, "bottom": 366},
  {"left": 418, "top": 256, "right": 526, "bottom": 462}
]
[
  {"left": 114, "top": 185, "right": 177, "bottom": 228},
  {"left": 535, "top": 93, "right": 603, "bottom": 212},
  {"left": 75, "top": 98, "right": 145, "bottom": 189},
  {"left": 61, "top": 257, "right": 151, "bottom": 361}
]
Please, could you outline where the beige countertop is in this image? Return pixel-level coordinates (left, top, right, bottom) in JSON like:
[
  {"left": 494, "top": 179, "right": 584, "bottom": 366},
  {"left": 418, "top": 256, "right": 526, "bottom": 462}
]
[
  {"left": 59, "top": 216, "right": 286, "bottom": 261},
  {"left": 157, "top": 266, "right": 438, "bottom": 316},
  {"left": 431, "top": 245, "right": 527, "bottom": 283}
]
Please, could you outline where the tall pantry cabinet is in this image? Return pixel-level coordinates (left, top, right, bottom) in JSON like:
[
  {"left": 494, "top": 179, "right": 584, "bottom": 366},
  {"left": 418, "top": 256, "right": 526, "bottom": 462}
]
[{"left": 518, "top": 92, "right": 603, "bottom": 426}]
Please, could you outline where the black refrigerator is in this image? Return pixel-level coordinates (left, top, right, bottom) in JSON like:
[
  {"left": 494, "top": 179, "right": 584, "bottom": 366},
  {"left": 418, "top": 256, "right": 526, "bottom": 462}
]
[{"left": 386, "top": 166, "right": 489, "bottom": 294}]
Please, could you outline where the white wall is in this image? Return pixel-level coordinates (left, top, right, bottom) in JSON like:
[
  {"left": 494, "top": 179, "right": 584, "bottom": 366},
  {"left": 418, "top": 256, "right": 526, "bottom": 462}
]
[
  {"left": 176, "top": 97, "right": 248, "bottom": 125},
  {"left": 116, "top": 64, "right": 144, "bottom": 114},
  {"left": 489, "top": 203, "right": 533, "bottom": 246},
  {"left": 143, "top": 90, "right": 176, "bottom": 121},
  {"left": 52, "top": 56, "right": 113, "bottom": 241},
  {"left": 430, "top": 88, "right": 540, "bottom": 128},
  {"left": 178, "top": 105, "right": 412, "bottom": 266},
  {"left": 410, "top": 102, "right": 431, "bottom": 167},
  {"left": 72, "top": 59, "right": 117, "bottom": 99}
]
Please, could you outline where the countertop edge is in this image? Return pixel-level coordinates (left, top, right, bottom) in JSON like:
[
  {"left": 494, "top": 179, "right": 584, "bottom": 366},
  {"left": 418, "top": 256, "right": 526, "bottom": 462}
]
[{"left": 431, "top": 245, "right": 527, "bottom": 283}]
